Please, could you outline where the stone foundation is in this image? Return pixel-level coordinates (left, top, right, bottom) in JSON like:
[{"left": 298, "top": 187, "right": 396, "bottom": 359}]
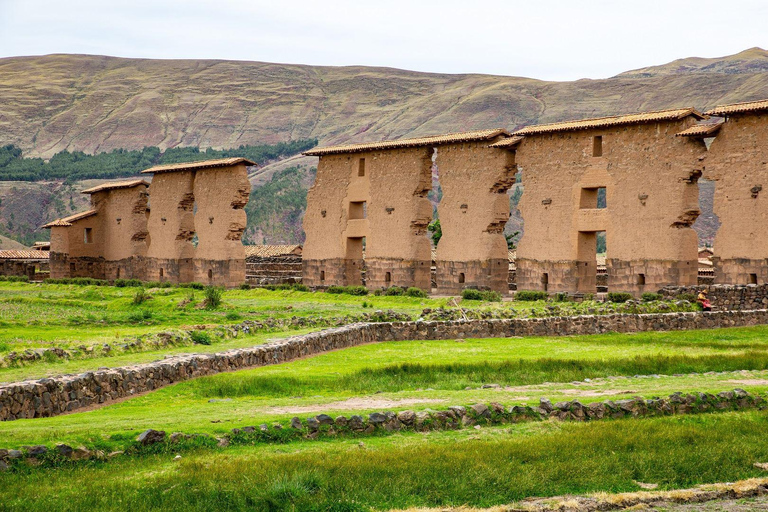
[
  {"left": 302, "top": 258, "right": 347, "bottom": 288},
  {"left": 516, "top": 258, "right": 580, "bottom": 292},
  {"left": 608, "top": 259, "right": 698, "bottom": 295},
  {"left": 713, "top": 257, "right": 768, "bottom": 285},
  {"left": 435, "top": 259, "right": 508, "bottom": 295},
  {"left": 366, "top": 258, "right": 431, "bottom": 291},
  {"left": 193, "top": 258, "right": 245, "bottom": 288},
  {"left": 4, "top": 309, "right": 768, "bottom": 421},
  {"left": 142, "top": 257, "right": 195, "bottom": 284},
  {"left": 660, "top": 284, "right": 768, "bottom": 311}
]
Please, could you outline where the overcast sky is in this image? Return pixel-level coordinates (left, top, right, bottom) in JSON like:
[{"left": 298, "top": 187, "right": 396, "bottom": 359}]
[{"left": 1, "top": 0, "right": 767, "bottom": 81}]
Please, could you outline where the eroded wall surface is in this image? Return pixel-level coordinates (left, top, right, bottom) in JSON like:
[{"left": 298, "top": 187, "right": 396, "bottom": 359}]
[
  {"left": 515, "top": 119, "right": 704, "bottom": 294},
  {"left": 94, "top": 186, "right": 149, "bottom": 280},
  {"left": 144, "top": 172, "right": 196, "bottom": 283},
  {"left": 705, "top": 114, "right": 768, "bottom": 284},
  {"left": 192, "top": 164, "right": 250, "bottom": 287},
  {"left": 435, "top": 142, "right": 514, "bottom": 294},
  {"left": 303, "top": 149, "right": 433, "bottom": 290}
]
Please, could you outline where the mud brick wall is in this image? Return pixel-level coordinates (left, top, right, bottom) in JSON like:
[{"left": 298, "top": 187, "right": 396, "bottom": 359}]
[{"left": 4, "top": 309, "right": 768, "bottom": 421}]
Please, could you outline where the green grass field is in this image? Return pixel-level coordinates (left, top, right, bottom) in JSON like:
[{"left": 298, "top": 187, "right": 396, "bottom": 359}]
[{"left": 1, "top": 281, "right": 766, "bottom": 510}]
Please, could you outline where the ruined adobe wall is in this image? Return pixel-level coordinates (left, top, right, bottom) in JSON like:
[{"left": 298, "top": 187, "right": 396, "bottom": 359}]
[
  {"left": 515, "top": 119, "right": 704, "bottom": 295},
  {"left": 4, "top": 309, "right": 768, "bottom": 421},
  {"left": 48, "top": 226, "right": 70, "bottom": 279},
  {"left": 192, "top": 165, "right": 250, "bottom": 287},
  {"left": 91, "top": 186, "right": 149, "bottom": 280},
  {"left": 364, "top": 147, "right": 433, "bottom": 290},
  {"left": 704, "top": 114, "right": 768, "bottom": 284},
  {"left": 60, "top": 215, "right": 106, "bottom": 279},
  {"left": 303, "top": 154, "right": 353, "bottom": 287},
  {"left": 144, "top": 171, "right": 196, "bottom": 283},
  {"left": 435, "top": 142, "right": 514, "bottom": 294}
]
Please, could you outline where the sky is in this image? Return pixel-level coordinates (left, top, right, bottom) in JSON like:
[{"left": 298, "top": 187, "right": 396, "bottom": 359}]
[{"left": 1, "top": 0, "right": 767, "bottom": 81}]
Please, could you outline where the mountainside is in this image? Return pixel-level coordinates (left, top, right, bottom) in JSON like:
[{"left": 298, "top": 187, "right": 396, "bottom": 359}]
[
  {"left": 3, "top": 50, "right": 768, "bottom": 159},
  {"left": 1, "top": 49, "right": 767, "bottom": 246}
]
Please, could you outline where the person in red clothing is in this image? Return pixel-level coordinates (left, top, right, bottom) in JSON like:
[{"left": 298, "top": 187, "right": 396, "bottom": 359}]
[{"left": 697, "top": 289, "right": 712, "bottom": 311}]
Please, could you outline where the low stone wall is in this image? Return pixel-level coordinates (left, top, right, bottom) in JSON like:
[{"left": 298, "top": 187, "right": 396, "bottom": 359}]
[
  {"left": 661, "top": 284, "right": 768, "bottom": 311},
  {"left": 4, "top": 309, "right": 768, "bottom": 421}
]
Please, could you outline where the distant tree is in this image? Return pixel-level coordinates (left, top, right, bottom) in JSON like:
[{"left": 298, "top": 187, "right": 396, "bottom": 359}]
[{"left": 428, "top": 219, "right": 442, "bottom": 247}]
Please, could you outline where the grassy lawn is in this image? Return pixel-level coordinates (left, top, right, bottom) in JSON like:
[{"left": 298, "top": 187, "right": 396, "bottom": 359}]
[
  {"left": 3, "top": 411, "right": 768, "bottom": 511},
  {"left": 3, "top": 326, "right": 768, "bottom": 448}
]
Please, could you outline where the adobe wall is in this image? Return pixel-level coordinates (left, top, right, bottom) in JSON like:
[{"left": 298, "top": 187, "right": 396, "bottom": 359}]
[
  {"left": 59, "top": 215, "right": 106, "bottom": 279},
  {"left": 704, "top": 114, "right": 768, "bottom": 284},
  {"left": 303, "top": 148, "right": 433, "bottom": 290},
  {"left": 435, "top": 142, "right": 514, "bottom": 294},
  {"left": 144, "top": 172, "right": 197, "bottom": 283},
  {"left": 48, "top": 226, "right": 70, "bottom": 279},
  {"left": 92, "top": 186, "right": 149, "bottom": 280},
  {"left": 4, "top": 308, "right": 768, "bottom": 421},
  {"left": 515, "top": 119, "right": 704, "bottom": 295},
  {"left": 192, "top": 164, "right": 250, "bottom": 287}
]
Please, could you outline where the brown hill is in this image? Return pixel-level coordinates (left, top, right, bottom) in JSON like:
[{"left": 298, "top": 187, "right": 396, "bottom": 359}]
[{"left": 2, "top": 51, "right": 768, "bottom": 159}]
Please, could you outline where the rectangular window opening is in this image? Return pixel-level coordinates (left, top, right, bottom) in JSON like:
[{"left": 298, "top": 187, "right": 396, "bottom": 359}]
[
  {"left": 580, "top": 187, "right": 607, "bottom": 209},
  {"left": 541, "top": 272, "right": 549, "bottom": 292},
  {"left": 385, "top": 271, "right": 391, "bottom": 283},
  {"left": 749, "top": 273, "right": 758, "bottom": 285},
  {"left": 458, "top": 273, "right": 465, "bottom": 284},
  {"left": 84, "top": 227, "right": 93, "bottom": 244},
  {"left": 358, "top": 158, "right": 366, "bottom": 177},
  {"left": 349, "top": 201, "right": 367, "bottom": 220},
  {"left": 320, "top": 270, "right": 325, "bottom": 282},
  {"left": 593, "top": 136, "right": 603, "bottom": 157},
  {"left": 637, "top": 273, "right": 646, "bottom": 286}
]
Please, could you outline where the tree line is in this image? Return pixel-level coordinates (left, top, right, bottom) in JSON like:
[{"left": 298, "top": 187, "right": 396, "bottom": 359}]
[{"left": 0, "top": 139, "right": 318, "bottom": 182}]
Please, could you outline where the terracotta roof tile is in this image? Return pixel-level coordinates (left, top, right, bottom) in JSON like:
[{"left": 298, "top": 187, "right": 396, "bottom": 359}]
[
  {"left": 676, "top": 120, "right": 725, "bottom": 137},
  {"left": 141, "top": 157, "right": 256, "bottom": 174},
  {"left": 489, "top": 135, "right": 525, "bottom": 148},
  {"left": 41, "top": 209, "right": 98, "bottom": 229},
  {"left": 244, "top": 245, "right": 303, "bottom": 258},
  {"left": 705, "top": 99, "right": 768, "bottom": 117},
  {"left": 303, "top": 129, "right": 510, "bottom": 156},
  {"left": 0, "top": 250, "right": 49, "bottom": 259},
  {"left": 82, "top": 179, "right": 149, "bottom": 194},
  {"left": 512, "top": 108, "right": 705, "bottom": 136}
]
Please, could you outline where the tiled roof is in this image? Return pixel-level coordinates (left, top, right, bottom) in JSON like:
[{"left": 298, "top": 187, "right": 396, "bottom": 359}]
[
  {"left": 512, "top": 108, "right": 705, "bottom": 136},
  {"left": 676, "top": 120, "right": 725, "bottom": 137},
  {"left": 0, "top": 250, "right": 49, "bottom": 259},
  {"left": 705, "top": 99, "right": 768, "bottom": 117},
  {"left": 489, "top": 136, "right": 525, "bottom": 149},
  {"left": 141, "top": 157, "right": 256, "bottom": 174},
  {"left": 82, "top": 179, "right": 149, "bottom": 194},
  {"left": 244, "top": 245, "right": 303, "bottom": 258},
  {"left": 41, "top": 209, "right": 98, "bottom": 229},
  {"left": 303, "top": 129, "right": 510, "bottom": 156}
]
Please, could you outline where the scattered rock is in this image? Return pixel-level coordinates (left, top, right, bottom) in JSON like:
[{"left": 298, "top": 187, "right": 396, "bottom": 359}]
[
  {"left": 137, "top": 429, "right": 166, "bottom": 446},
  {"left": 55, "top": 444, "right": 73, "bottom": 458}
]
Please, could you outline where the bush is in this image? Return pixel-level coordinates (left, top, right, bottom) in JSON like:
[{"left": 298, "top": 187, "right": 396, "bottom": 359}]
[
  {"left": 0, "top": 275, "right": 29, "bottom": 282},
  {"left": 406, "top": 287, "right": 428, "bottom": 298},
  {"left": 553, "top": 292, "right": 570, "bottom": 302},
  {"left": 204, "top": 286, "right": 223, "bottom": 309},
  {"left": 239, "top": 283, "right": 252, "bottom": 290},
  {"left": 461, "top": 289, "right": 502, "bottom": 302},
  {"left": 607, "top": 292, "right": 633, "bottom": 303},
  {"left": 225, "top": 311, "right": 242, "bottom": 321},
  {"left": 641, "top": 292, "right": 662, "bottom": 302},
  {"left": 515, "top": 290, "right": 548, "bottom": 301},
  {"left": 127, "top": 309, "right": 153, "bottom": 323},
  {"left": 383, "top": 286, "right": 405, "bottom": 296},
  {"left": 326, "top": 285, "right": 368, "bottom": 296},
  {"left": 132, "top": 288, "right": 149, "bottom": 305},
  {"left": 177, "top": 282, "right": 205, "bottom": 290},
  {"left": 190, "top": 331, "right": 212, "bottom": 345},
  {"left": 44, "top": 277, "right": 108, "bottom": 286},
  {"left": 677, "top": 293, "right": 697, "bottom": 302},
  {"left": 114, "top": 279, "right": 142, "bottom": 288}
]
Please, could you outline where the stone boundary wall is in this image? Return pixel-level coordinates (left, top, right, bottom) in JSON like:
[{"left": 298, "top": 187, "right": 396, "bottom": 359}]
[
  {"left": 661, "top": 284, "right": 768, "bottom": 311},
  {"left": 4, "top": 309, "right": 768, "bottom": 421}
]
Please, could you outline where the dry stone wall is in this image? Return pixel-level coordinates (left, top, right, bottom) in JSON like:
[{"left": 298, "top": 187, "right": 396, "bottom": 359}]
[
  {"left": 4, "top": 309, "right": 768, "bottom": 421},
  {"left": 661, "top": 284, "right": 768, "bottom": 311}
]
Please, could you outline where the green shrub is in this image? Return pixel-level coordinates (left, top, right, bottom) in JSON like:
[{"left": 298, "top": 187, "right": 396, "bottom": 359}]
[
  {"left": 44, "top": 277, "right": 108, "bottom": 286},
  {"left": 114, "top": 279, "right": 142, "bottom": 287},
  {"left": 127, "top": 310, "right": 153, "bottom": 323},
  {"left": 461, "top": 289, "right": 502, "bottom": 302},
  {"left": 326, "top": 285, "right": 368, "bottom": 296},
  {"left": 239, "top": 283, "right": 252, "bottom": 290},
  {"left": 225, "top": 311, "right": 242, "bottom": 321},
  {"left": 553, "top": 292, "right": 570, "bottom": 302},
  {"left": 515, "top": 290, "right": 548, "bottom": 301},
  {"left": 190, "top": 331, "right": 212, "bottom": 345},
  {"left": 177, "top": 282, "right": 205, "bottom": 290},
  {"left": 677, "top": 293, "right": 697, "bottom": 302},
  {"left": 383, "top": 286, "right": 405, "bottom": 296},
  {"left": 406, "top": 287, "right": 428, "bottom": 298},
  {"left": 132, "top": 288, "right": 149, "bottom": 305},
  {"left": 641, "top": 292, "right": 662, "bottom": 302},
  {"left": 204, "top": 286, "right": 223, "bottom": 309},
  {"left": 0, "top": 275, "right": 29, "bottom": 282},
  {"left": 607, "top": 292, "right": 633, "bottom": 303}
]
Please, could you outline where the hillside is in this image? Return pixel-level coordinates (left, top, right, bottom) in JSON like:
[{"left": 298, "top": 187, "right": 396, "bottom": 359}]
[{"left": 0, "top": 49, "right": 767, "bottom": 245}]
